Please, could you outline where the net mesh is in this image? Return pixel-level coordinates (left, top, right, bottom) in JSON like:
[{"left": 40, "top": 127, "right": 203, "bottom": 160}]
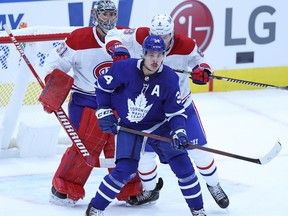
[
  {"left": 0, "top": 26, "right": 78, "bottom": 153},
  {"left": 0, "top": 83, "right": 14, "bottom": 107},
  {"left": 0, "top": 26, "right": 77, "bottom": 108}
]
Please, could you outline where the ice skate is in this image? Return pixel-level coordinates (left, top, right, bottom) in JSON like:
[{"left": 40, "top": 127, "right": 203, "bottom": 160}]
[
  {"left": 207, "top": 183, "right": 229, "bottom": 208},
  {"left": 126, "top": 177, "right": 164, "bottom": 206},
  {"left": 85, "top": 203, "right": 104, "bottom": 216},
  {"left": 190, "top": 207, "right": 207, "bottom": 216},
  {"left": 49, "top": 186, "right": 76, "bottom": 206}
]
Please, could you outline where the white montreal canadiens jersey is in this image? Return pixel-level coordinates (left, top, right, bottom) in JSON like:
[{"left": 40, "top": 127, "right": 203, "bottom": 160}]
[
  {"left": 43, "top": 26, "right": 113, "bottom": 96},
  {"left": 96, "top": 59, "right": 185, "bottom": 131},
  {"left": 105, "top": 27, "right": 207, "bottom": 107}
]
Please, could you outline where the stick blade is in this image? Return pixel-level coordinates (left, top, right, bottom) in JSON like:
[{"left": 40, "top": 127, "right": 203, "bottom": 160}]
[{"left": 259, "top": 142, "right": 282, "bottom": 165}]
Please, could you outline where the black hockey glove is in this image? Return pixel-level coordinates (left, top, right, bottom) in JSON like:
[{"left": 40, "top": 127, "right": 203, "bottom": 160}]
[
  {"left": 171, "top": 129, "right": 189, "bottom": 150},
  {"left": 96, "top": 108, "right": 118, "bottom": 134}
]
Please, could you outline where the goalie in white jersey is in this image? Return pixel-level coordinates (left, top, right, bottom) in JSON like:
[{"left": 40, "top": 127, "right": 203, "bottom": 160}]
[{"left": 105, "top": 14, "right": 230, "bottom": 209}]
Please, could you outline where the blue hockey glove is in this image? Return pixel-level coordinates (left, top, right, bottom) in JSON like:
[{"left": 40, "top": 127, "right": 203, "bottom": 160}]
[
  {"left": 96, "top": 108, "right": 118, "bottom": 134},
  {"left": 108, "top": 43, "right": 130, "bottom": 62},
  {"left": 171, "top": 129, "right": 189, "bottom": 150},
  {"left": 190, "top": 63, "right": 212, "bottom": 85}
]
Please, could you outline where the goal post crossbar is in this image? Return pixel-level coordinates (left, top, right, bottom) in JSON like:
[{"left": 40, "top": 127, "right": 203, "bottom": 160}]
[
  {"left": 0, "top": 33, "right": 70, "bottom": 43},
  {"left": 0, "top": 26, "right": 79, "bottom": 44}
]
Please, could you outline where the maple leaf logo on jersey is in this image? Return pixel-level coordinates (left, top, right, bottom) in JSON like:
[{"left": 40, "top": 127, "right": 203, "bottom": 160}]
[{"left": 126, "top": 93, "right": 153, "bottom": 123}]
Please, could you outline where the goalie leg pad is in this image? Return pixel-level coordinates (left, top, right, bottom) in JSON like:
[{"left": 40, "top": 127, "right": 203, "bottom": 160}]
[
  {"left": 103, "top": 131, "right": 116, "bottom": 173},
  {"left": 79, "top": 107, "right": 116, "bottom": 171},
  {"left": 52, "top": 146, "right": 93, "bottom": 200},
  {"left": 52, "top": 107, "right": 115, "bottom": 200},
  {"left": 77, "top": 107, "right": 115, "bottom": 158},
  {"left": 52, "top": 175, "right": 85, "bottom": 201},
  {"left": 38, "top": 69, "right": 74, "bottom": 112}
]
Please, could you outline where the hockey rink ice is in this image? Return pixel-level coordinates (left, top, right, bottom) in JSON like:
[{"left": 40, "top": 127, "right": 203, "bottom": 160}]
[{"left": 0, "top": 89, "right": 287, "bottom": 216}]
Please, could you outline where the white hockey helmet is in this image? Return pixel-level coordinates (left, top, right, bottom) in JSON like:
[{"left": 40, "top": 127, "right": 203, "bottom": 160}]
[
  {"left": 149, "top": 14, "right": 174, "bottom": 36},
  {"left": 91, "top": 0, "right": 118, "bottom": 33}
]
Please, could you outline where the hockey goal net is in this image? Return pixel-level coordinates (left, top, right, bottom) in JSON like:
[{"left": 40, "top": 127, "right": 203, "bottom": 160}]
[{"left": 0, "top": 26, "right": 78, "bottom": 158}]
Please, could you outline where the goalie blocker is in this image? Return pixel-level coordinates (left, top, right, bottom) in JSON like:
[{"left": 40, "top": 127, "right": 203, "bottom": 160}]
[{"left": 39, "top": 69, "right": 74, "bottom": 113}]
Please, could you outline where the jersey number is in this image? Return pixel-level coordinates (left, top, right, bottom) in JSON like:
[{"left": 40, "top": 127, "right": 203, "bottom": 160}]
[{"left": 103, "top": 75, "right": 113, "bottom": 85}]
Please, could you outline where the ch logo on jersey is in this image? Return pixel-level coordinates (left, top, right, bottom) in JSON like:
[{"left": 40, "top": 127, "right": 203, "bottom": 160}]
[
  {"left": 171, "top": 0, "right": 214, "bottom": 52},
  {"left": 93, "top": 61, "right": 113, "bottom": 79}
]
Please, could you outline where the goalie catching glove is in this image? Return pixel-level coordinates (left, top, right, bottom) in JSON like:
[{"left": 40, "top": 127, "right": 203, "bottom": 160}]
[
  {"left": 171, "top": 129, "right": 189, "bottom": 150},
  {"left": 38, "top": 69, "right": 74, "bottom": 113},
  {"left": 190, "top": 63, "right": 212, "bottom": 85},
  {"left": 108, "top": 43, "right": 130, "bottom": 62},
  {"left": 96, "top": 108, "right": 118, "bottom": 134}
]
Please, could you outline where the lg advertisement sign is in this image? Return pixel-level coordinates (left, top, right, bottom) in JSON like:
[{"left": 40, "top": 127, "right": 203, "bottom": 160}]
[
  {"left": 171, "top": 0, "right": 213, "bottom": 52},
  {"left": 0, "top": 0, "right": 283, "bottom": 69}
]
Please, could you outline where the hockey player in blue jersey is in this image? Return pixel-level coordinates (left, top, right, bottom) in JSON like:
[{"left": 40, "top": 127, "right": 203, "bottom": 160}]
[
  {"left": 105, "top": 14, "right": 229, "bottom": 211},
  {"left": 85, "top": 35, "right": 207, "bottom": 216}
]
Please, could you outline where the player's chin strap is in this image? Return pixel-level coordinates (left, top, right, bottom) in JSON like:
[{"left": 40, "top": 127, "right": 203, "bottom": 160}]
[
  {"left": 117, "top": 126, "right": 282, "bottom": 165},
  {"left": 174, "top": 68, "right": 288, "bottom": 90},
  {"left": 165, "top": 37, "right": 174, "bottom": 53}
]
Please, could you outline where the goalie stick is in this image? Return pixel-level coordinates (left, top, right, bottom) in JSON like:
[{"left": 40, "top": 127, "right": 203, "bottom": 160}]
[
  {"left": 3, "top": 24, "right": 103, "bottom": 168},
  {"left": 174, "top": 68, "right": 288, "bottom": 90},
  {"left": 118, "top": 126, "right": 282, "bottom": 165}
]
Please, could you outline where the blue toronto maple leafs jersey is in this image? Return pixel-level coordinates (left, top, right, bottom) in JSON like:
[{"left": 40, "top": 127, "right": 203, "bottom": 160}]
[{"left": 96, "top": 58, "right": 186, "bottom": 132}]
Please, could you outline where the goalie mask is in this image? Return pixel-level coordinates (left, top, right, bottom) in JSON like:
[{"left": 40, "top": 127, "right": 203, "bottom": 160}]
[{"left": 91, "top": 0, "right": 118, "bottom": 33}]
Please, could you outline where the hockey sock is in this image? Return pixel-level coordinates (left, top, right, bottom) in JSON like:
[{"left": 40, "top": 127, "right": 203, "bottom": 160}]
[
  {"left": 169, "top": 154, "right": 204, "bottom": 210},
  {"left": 91, "top": 159, "right": 138, "bottom": 210}
]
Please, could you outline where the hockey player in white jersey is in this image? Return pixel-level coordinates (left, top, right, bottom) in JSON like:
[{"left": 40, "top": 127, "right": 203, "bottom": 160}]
[
  {"left": 39, "top": 0, "right": 142, "bottom": 206},
  {"left": 105, "top": 14, "right": 229, "bottom": 209},
  {"left": 86, "top": 35, "right": 207, "bottom": 216}
]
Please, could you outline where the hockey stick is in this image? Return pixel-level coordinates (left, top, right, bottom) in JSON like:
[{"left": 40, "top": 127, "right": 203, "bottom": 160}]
[
  {"left": 174, "top": 68, "right": 288, "bottom": 90},
  {"left": 118, "top": 126, "right": 282, "bottom": 165},
  {"left": 3, "top": 24, "right": 100, "bottom": 168}
]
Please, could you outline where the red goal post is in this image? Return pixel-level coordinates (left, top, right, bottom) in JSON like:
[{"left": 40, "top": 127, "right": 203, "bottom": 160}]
[{"left": 0, "top": 26, "right": 78, "bottom": 153}]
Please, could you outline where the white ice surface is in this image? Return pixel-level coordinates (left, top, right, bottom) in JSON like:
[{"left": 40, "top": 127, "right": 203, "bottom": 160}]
[{"left": 0, "top": 89, "right": 287, "bottom": 216}]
